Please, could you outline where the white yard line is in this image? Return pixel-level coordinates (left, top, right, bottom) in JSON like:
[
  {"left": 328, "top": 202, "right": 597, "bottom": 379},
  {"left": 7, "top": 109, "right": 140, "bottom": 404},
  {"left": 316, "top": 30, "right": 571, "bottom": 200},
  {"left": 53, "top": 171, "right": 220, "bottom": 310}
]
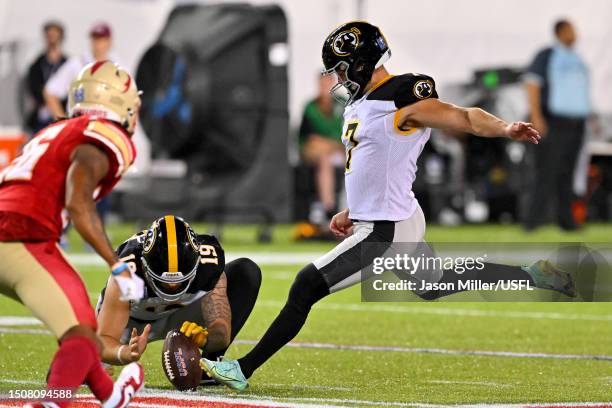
[
  {"left": 257, "top": 300, "right": 612, "bottom": 322},
  {"left": 0, "top": 327, "right": 50, "bottom": 335},
  {"left": 232, "top": 339, "right": 612, "bottom": 361},
  {"left": 68, "top": 253, "right": 324, "bottom": 267},
  {"left": 68, "top": 249, "right": 612, "bottom": 268},
  {"left": 0, "top": 379, "right": 40, "bottom": 385},
  {"left": 1, "top": 323, "right": 609, "bottom": 362},
  {"left": 426, "top": 380, "right": 512, "bottom": 388},
  {"left": 264, "top": 383, "right": 353, "bottom": 392},
  {"left": 0, "top": 317, "right": 40, "bottom": 326}
]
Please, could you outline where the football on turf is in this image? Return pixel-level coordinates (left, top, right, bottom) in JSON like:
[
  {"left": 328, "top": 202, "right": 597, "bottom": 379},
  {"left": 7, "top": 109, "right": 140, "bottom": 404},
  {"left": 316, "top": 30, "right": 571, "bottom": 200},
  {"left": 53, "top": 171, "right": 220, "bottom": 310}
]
[{"left": 162, "top": 329, "right": 202, "bottom": 391}]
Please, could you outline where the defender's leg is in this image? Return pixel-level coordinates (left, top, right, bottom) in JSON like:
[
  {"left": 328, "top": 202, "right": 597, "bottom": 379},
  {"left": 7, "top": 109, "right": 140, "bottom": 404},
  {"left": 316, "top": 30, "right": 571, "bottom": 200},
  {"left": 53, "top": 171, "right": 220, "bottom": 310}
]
[{"left": 0, "top": 242, "right": 142, "bottom": 407}]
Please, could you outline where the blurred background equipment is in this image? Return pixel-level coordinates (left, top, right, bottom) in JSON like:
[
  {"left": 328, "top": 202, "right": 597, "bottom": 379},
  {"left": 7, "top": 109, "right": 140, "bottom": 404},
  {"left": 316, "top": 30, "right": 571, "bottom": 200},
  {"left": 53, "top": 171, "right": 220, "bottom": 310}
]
[{"left": 126, "top": 3, "right": 290, "bottom": 228}]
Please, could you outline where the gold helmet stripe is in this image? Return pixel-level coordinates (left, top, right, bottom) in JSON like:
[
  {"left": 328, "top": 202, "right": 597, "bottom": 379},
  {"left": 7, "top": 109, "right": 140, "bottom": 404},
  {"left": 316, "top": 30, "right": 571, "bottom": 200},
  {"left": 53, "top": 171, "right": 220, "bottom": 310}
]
[{"left": 165, "top": 215, "right": 179, "bottom": 272}]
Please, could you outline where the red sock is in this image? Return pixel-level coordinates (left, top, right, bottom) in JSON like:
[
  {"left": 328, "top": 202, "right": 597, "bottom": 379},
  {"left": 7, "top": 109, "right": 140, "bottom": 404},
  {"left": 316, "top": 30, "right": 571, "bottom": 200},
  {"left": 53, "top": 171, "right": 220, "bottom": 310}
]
[
  {"left": 46, "top": 335, "right": 113, "bottom": 406},
  {"left": 86, "top": 360, "right": 114, "bottom": 402},
  {"left": 46, "top": 336, "right": 96, "bottom": 407}
]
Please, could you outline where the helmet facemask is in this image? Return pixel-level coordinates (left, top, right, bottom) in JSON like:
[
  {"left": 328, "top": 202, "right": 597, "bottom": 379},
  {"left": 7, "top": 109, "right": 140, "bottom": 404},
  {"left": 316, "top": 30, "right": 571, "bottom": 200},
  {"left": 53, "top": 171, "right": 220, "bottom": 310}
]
[
  {"left": 141, "top": 256, "right": 199, "bottom": 302},
  {"left": 323, "top": 55, "right": 381, "bottom": 106},
  {"left": 322, "top": 61, "right": 358, "bottom": 105}
]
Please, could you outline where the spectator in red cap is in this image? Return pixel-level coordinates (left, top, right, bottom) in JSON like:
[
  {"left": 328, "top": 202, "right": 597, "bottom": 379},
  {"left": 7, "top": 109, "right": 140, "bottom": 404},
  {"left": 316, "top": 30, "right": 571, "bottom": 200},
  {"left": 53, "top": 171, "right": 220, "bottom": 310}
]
[{"left": 43, "top": 21, "right": 121, "bottom": 119}]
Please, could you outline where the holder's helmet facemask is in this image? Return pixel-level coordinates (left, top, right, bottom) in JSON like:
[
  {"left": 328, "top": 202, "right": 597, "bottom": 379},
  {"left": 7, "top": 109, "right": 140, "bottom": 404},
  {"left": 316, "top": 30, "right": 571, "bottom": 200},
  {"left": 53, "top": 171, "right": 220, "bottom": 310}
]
[{"left": 140, "top": 215, "right": 201, "bottom": 302}]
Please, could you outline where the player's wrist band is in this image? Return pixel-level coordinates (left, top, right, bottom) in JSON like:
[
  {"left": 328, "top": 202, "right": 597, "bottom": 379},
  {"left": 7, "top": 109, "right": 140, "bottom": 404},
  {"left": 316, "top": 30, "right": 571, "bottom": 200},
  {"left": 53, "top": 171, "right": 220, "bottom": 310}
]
[
  {"left": 111, "top": 262, "right": 129, "bottom": 276},
  {"left": 117, "top": 345, "right": 126, "bottom": 364}
]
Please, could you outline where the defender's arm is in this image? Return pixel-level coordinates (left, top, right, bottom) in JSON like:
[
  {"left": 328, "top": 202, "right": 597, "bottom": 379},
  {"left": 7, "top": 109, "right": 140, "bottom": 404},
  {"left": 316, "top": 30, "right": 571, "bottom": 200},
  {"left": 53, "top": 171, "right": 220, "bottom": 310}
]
[
  {"left": 66, "top": 144, "right": 144, "bottom": 301},
  {"left": 65, "top": 144, "right": 119, "bottom": 267},
  {"left": 396, "top": 98, "right": 540, "bottom": 144}
]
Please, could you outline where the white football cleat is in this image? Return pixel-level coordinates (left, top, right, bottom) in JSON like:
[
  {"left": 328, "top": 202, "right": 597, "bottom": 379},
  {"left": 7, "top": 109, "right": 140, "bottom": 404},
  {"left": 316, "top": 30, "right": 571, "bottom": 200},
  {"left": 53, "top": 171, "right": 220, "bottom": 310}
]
[{"left": 102, "top": 362, "right": 144, "bottom": 408}]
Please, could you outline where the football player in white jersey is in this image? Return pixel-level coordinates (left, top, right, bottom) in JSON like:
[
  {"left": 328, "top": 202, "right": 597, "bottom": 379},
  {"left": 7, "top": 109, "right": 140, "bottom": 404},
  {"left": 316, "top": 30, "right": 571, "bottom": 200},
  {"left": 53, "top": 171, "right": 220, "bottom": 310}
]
[
  {"left": 96, "top": 215, "right": 261, "bottom": 386},
  {"left": 201, "top": 21, "right": 575, "bottom": 390}
]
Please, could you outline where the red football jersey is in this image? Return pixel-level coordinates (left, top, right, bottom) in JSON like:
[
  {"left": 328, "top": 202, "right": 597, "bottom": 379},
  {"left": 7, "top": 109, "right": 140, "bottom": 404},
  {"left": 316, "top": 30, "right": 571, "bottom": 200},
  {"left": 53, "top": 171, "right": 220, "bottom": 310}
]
[{"left": 0, "top": 115, "right": 136, "bottom": 240}]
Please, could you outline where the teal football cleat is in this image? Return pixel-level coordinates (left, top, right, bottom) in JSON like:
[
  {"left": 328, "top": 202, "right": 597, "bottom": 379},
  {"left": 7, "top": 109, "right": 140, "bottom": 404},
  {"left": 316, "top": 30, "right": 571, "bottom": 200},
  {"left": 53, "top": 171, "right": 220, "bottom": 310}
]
[
  {"left": 199, "top": 357, "right": 248, "bottom": 391},
  {"left": 522, "top": 260, "right": 577, "bottom": 297}
]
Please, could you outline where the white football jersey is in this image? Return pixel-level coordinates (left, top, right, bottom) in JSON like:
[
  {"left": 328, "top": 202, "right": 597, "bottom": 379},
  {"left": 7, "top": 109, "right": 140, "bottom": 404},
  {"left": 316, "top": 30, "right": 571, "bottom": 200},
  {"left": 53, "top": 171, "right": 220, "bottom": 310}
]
[{"left": 342, "top": 73, "right": 437, "bottom": 221}]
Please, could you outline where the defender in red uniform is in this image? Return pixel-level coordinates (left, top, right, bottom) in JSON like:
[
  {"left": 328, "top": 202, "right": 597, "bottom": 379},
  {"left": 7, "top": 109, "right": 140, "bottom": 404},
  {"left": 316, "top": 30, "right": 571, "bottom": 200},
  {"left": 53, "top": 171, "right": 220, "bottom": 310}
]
[{"left": 0, "top": 61, "right": 145, "bottom": 408}]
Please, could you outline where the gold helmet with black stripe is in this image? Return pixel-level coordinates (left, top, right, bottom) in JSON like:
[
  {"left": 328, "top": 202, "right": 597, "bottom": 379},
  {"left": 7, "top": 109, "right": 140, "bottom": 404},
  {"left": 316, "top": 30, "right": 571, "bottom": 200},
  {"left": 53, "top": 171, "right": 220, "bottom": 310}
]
[{"left": 141, "top": 215, "right": 200, "bottom": 302}]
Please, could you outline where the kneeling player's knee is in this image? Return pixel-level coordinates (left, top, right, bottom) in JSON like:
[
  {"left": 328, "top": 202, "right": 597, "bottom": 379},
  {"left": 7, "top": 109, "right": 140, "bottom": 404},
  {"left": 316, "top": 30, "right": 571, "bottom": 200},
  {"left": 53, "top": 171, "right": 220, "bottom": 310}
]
[
  {"left": 227, "top": 258, "right": 262, "bottom": 291},
  {"left": 287, "top": 264, "right": 329, "bottom": 311},
  {"left": 237, "top": 257, "right": 262, "bottom": 289}
]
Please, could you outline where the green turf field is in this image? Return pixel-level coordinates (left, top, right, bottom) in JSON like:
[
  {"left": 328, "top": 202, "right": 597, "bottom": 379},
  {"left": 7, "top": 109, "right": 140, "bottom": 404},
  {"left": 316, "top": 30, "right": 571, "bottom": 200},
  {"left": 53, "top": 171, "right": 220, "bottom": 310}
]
[{"left": 0, "top": 223, "right": 611, "bottom": 406}]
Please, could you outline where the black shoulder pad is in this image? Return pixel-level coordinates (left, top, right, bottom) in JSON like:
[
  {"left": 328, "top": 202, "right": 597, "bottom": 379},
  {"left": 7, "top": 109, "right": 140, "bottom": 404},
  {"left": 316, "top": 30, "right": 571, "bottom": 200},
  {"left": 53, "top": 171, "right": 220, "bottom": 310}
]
[
  {"left": 115, "top": 231, "right": 147, "bottom": 281},
  {"left": 116, "top": 231, "right": 146, "bottom": 258},
  {"left": 367, "top": 73, "right": 438, "bottom": 109}
]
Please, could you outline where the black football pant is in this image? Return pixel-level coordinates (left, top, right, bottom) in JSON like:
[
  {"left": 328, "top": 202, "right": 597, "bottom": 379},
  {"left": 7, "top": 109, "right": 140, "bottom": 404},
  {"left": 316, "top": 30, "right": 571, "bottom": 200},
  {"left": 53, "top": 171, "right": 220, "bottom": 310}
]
[
  {"left": 524, "top": 115, "right": 585, "bottom": 230},
  {"left": 237, "top": 217, "right": 534, "bottom": 378},
  {"left": 237, "top": 214, "right": 535, "bottom": 379}
]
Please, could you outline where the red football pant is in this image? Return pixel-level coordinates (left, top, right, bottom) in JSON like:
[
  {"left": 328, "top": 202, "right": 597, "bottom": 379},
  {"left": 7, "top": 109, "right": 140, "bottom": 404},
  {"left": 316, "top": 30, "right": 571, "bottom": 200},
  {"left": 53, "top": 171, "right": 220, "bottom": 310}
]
[
  {"left": 0, "top": 241, "right": 97, "bottom": 337},
  {"left": 0, "top": 241, "right": 112, "bottom": 404}
]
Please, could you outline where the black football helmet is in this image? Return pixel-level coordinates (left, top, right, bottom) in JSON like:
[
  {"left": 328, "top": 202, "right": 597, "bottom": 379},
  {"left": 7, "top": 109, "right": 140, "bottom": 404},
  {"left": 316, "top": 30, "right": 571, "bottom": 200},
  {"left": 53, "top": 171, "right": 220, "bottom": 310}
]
[
  {"left": 322, "top": 21, "right": 391, "bottom": 105},
  {"left": 141, "top": 215, "right": 200, "bottom": 302}
]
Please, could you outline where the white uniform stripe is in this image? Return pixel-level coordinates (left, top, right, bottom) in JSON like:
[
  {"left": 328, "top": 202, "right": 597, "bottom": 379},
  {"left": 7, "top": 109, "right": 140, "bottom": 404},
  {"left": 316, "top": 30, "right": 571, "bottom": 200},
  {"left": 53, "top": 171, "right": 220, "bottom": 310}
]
[
  {"left": 312, "top": 222, "right": 374, "bottom": 270},
  {"left": 329, "top": 271, "right": 362, "bottom": 293}
]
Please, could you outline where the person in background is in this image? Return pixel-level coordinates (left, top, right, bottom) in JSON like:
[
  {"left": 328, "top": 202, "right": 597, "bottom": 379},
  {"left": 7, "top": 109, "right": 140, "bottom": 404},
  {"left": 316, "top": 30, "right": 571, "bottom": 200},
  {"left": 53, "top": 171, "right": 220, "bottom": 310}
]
[
  {"left": 25, "top": 21, "right": 67, "bottom": 133},
  {"left": 44, "top": 22, "right": 117, "bottom": 119},
  {"left": 44, "top": 22, "right": 121, "bottom": 235},
  {"left": 298, "top": 74, "right": 345, "bottom": 231},
  {"left": 523, "top": 19, "right": 592, "bottom": 231}
]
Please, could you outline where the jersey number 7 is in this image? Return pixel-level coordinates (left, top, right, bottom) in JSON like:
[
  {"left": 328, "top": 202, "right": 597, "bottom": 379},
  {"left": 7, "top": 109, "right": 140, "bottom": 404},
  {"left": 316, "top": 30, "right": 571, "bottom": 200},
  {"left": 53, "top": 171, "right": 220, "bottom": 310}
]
[{"left": 343, "top": 121, "right": 359, "bottom": 173}]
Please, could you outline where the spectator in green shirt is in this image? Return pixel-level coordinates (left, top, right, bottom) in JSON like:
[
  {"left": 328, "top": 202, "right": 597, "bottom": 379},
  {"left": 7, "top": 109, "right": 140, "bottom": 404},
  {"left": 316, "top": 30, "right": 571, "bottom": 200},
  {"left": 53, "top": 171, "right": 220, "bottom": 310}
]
[{"left": 299, "top": 74, "right": 344, "bottom": 223}]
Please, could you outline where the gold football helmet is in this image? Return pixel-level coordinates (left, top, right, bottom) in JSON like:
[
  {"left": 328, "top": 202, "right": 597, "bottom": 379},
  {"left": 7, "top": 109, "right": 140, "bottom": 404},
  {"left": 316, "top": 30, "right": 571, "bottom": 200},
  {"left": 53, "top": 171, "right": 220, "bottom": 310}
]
[{"left": 68, "top": 60, "right": 141, "bottom": 134}]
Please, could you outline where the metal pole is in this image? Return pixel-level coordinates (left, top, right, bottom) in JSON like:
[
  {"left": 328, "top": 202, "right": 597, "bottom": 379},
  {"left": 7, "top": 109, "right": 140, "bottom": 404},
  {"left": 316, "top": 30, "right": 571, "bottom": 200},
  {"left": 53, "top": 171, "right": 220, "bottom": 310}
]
[{"left": 356, "top": 0, "right": 365, "bottom": 19}]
